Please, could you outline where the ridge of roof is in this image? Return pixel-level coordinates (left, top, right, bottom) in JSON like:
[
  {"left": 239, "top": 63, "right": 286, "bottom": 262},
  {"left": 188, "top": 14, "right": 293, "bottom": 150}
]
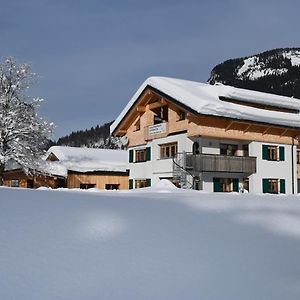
[
  {"left": 110, "top": 76, "right": 300, "bottom": 134},
  {"left": 46, "top": 146, "right": 128, "bottom": 173}
]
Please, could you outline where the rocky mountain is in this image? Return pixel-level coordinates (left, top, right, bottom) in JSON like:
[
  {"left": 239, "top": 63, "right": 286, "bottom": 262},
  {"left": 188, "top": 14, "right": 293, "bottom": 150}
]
[
  {"left": 208, "top": 48, "right": 300, "bottom": 99},
  {"left": 56, "top": 121, "right": 122, "bottom": 149}
]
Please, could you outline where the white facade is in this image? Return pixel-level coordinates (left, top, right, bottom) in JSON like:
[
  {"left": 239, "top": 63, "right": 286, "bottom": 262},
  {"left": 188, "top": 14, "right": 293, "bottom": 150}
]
[
  {"left": 128, "top": 133, "right": 192, "bottom": 187},
  {"left": 248, "top": 141, "right": 297, "bottom": 194},
  {"left": 111, "top": 76, "right": 300, "bottom": 195},
  {"left": 128, "top": 134, "right": 298, "bottom": 194}
]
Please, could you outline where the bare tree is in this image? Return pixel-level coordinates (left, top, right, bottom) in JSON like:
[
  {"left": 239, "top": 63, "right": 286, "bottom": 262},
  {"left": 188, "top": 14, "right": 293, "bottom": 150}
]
[{"left": 0, "top": 57, "right": 53, "bottom": 185}]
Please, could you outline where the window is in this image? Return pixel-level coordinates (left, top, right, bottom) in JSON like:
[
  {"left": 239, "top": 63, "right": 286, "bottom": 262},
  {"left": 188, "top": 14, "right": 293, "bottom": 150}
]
[
  {"left": 221, "top": 178, "right": 233, "bottom": 192},
  {"left": 268, "top": 146, "right": 278, "bottom": 161},
  {"left": 105, "top": 184, "right": 120, "bottom": 190},
  {"left": 262, "top": 178, "right": 285, "bottom": 194},
  {"left": 269, "top": 179, "right": 278, "bottom": 193},
  {"left": 213, "top": 178, "right": 239, "bottom": 192},
  {"left": 153, "top": 106, "right": 168, "bottom": 124},
  {"left": 11, "top": 179, "right": 19, "bottom": 187},
  {"left": 160, "top": 142, "right": 177, "bottom": 159},
  {"left": 262, "top": 145, "right": 285, "bottom": 161},
  {"left": 193, "top": 176, "right": 200, "bottom": 190},
  {"left": 135, "top": 147, "right": 151, "bottom": 162},
  {"left": 135, "top": 179, "right": 151, "bottom": 189},
  {"left": 134, "top": 118, "right": 140, "bottom": 131},
  {"left": 297, "top": 150, "right": 300, "bottom": 164},
  {"left": 135, "top": 149, "right": 146, "bottom": 162},
  {"left": 177, "top": 110, "right": 186, "bottom": 121},
  {"left": 192, "top": 141, "right": 200, "bottom": 155},
  {"left": 56, "top": 178, "right": 66, "bottom": 188},
  {"left": 80, "top": 183, "right": 96, "bottom": 189},
  {"left": 220, "top": 144, "right": 238, "bottom": 156},
  {"left": 242, "top": 144, "right": 249, "bottom": 156},
  {"left": 135, "top": 179, "right": 146, "bottom": 189},
  {"left": 27, "top": 179, "right": 34, "bottom": 189}
]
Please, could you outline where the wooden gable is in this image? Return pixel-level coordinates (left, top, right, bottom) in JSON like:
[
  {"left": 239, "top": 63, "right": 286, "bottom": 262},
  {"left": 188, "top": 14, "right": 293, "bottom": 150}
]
[
  {"left": 113, "top": 86, "right": 300, "bottom": 147},
  {"left": 46, "top": 152, "right": 59, "bottom": 162}
]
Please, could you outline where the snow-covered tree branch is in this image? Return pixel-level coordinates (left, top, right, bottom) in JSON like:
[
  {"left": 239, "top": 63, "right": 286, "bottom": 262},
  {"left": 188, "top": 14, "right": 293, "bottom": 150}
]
[{"left": 0, "top": 57, "right": 54, "bottom": 184}]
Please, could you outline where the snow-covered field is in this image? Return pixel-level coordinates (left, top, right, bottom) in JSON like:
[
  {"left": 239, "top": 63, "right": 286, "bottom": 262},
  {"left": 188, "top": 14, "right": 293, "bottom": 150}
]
[{"left": 1, "top": 181, "right": 300, "bottom": 300}]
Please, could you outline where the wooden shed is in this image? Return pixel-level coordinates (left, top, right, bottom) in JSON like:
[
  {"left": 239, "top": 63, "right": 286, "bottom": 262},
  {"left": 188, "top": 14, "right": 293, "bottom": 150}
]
[
  {"left": 4, "top": 169, "right": 66, "bottom": 189},
  {"left": 46, "top": 146, "right": 129, "bottom": 190}
]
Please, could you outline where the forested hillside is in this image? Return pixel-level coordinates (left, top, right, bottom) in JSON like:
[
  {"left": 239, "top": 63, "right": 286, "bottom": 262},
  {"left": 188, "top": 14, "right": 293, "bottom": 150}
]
[{"left": 56, "top": 121, "right": 121, "bottom": 149}]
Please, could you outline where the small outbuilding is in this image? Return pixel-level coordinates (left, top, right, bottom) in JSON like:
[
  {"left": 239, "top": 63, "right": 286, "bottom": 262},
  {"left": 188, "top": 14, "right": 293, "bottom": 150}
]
[
  {"left": 3, "top": 160, "right": 67, "bottom": 189},
  {"left": 46, "top": 146, "right": 129, "bottom": 190}
]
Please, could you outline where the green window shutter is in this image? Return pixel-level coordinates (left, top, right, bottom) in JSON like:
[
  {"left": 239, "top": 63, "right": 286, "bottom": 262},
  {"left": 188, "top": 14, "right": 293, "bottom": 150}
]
[
  {"left": 129, "top": 179, "right": 133, "bottom": 189},
  {"left": 146, "top": 178, "right": 151, "bottom": 187},
  {"left": 213, "top": 178, "right": 221, "bottom": 192},
  {"left": 146, "top": 147, "right": 151, "bottom": 161},
  {"left": 279, "top": 146, "right": 285, "bottom": 161},
  {"left": 262, "top": 178, "right": 269, "bottom": 193},
  {"left": 280, "top": 179, "right": 286, "bottom": 193},
  {"left": 262, "top": 145, "right": 269, "bottom": 160},
  {"left": 233, "top": 178, "right": 239, "bottom": 192},
  {"left": 129, "top": 149, "right": 134, "bottom": 163}
]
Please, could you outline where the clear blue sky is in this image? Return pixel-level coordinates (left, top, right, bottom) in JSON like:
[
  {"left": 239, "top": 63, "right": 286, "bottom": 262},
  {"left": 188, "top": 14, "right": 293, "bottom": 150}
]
[{"left": 1, "top": 0, "right": 299, "bottom": 138}]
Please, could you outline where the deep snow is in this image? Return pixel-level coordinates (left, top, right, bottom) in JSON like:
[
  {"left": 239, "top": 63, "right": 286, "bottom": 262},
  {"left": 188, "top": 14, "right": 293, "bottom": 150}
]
[{"left": 1, "top": 183, "right": 300, "bottom": 300}]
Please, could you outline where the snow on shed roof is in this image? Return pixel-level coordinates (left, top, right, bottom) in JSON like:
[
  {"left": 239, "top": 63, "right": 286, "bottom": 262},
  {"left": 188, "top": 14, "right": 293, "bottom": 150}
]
[
  {"left": 110, "top": 76, "right": 300, "bottom": 134},
  {"left": 39, "top": 161, "right": 68, "bottom": 177},
  {"left": 5, "top": 159, "right": 67, "bottom": 178},
  {"left": 46, "top": 146, "right": 128, "bottom": 173}
]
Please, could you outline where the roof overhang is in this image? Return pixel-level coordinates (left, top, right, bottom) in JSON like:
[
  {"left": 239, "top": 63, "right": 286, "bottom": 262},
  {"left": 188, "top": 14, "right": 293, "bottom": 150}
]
[{"left": 111, "top": 84, "right": 300, "bottom": 137}]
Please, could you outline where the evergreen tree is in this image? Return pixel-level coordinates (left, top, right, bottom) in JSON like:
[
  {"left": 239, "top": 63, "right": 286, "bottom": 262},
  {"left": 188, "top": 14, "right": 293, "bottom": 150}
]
[{"left": 56, "top": 121, "right": 121, "bottom": 149}]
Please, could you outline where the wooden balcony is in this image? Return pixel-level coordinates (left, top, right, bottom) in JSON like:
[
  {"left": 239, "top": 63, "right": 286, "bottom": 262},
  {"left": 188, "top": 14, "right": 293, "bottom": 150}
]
[{"left": 185, "top": 153, "right": 256, "bottom": 174}]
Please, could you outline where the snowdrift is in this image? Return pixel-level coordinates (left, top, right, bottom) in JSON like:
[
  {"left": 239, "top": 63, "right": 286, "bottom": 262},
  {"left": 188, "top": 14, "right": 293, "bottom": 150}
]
[{"left": 1, "top": 185, "right": 300, "bottom": 299}]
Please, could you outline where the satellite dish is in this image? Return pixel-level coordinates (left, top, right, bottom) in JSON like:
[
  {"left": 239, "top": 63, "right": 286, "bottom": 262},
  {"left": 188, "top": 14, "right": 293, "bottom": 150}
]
[{"left": 120, "top": 136, "right": 129, "bottom": 146}]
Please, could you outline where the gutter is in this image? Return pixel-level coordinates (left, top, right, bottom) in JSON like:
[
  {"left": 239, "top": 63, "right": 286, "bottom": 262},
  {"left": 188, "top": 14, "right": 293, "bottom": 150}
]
[{"left": 292, "top": 139, "right": 295, "bottom": 194}]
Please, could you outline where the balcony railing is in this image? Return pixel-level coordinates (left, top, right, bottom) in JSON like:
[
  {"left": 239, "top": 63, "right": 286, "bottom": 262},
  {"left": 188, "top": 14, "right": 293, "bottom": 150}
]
[{"left": 179, "top": 153, "right": 256, "bottom": 174}]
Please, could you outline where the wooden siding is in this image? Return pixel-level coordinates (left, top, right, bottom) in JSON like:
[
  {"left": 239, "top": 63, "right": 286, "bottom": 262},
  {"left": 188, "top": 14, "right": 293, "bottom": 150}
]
[
  {"left": 67, "top": 171, "right": 129, "bottom": 189},
  {"left": 186, "top": 154, "right": 256, "bottom": 173},
  {"left": 124, "top": 90, "right": 190, "bottom": 147},
  {"left": 4, "top": 169, "right": 128, "bottom": 190},
  {"left": 3, "top": 170, "right": 65, "bottom": 189},
  {"left": 188, "top": 115, "right": 297, "bottom": 145},
  {"left": 115, "top": 87, "right": 300, "bottom": 147}
]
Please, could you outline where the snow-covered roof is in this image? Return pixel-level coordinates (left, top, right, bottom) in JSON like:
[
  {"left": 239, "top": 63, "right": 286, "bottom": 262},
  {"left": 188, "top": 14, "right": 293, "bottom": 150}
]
[
  {"left": 46, "top": 146, "right": 128, "bottom": 173},
  {"left": 111, "top": 76, "right": 300, "bottom": 134},
  {"left": 5, "top": 159, "right": 67, "bottom": 178}
]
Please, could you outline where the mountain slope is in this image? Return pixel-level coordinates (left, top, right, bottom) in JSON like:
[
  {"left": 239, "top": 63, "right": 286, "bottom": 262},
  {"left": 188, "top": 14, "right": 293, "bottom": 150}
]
[{"left": 208, "top": 48, "right": 300, "bottom": 98}]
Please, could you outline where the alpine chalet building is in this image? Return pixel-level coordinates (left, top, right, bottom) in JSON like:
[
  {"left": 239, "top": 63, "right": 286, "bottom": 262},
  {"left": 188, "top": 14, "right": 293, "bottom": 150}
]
[{"left": 111, "top": 77, "right": 300, "bottom": 194}]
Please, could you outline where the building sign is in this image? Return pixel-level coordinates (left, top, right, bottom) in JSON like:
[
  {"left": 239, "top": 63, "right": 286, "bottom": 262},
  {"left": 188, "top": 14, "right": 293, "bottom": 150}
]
[{"left": 148, "top": 123, "right": 166, "bottom": 135}]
